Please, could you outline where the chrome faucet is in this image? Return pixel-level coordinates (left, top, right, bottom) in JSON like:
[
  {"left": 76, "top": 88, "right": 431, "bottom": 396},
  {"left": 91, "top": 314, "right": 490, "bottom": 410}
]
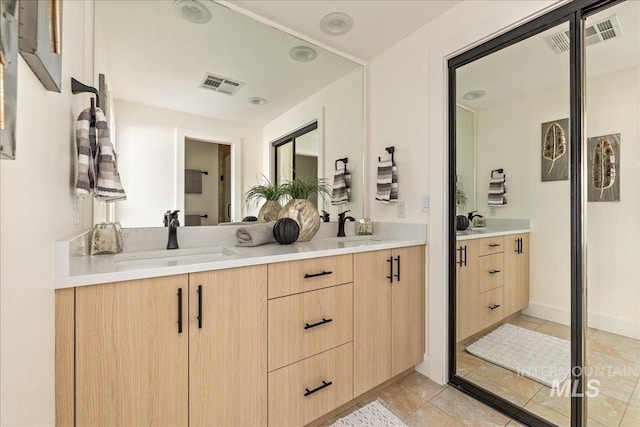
[
  {"left": 163, "top": 210, "right": 180, "bottom": 250},
  {"left": 337, "top": 210, "right": 355, "bottom": 237}
]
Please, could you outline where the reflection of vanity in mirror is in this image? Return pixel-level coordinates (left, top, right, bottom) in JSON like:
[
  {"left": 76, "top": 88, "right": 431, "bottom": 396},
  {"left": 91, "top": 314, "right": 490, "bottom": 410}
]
[{"left": 94, "top": 0, "right": 363, "bottom": 227}]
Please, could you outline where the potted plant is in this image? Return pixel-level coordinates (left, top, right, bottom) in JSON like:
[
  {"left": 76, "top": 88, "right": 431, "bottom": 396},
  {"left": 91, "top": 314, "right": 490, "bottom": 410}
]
[
  {"left": 278, "top": 177, "right": 331, "bottom": 241},
  {"left": 455, "top": 182, "right": 470, "bottom": 230},
  {"left": 245, "top": 177, "right": 284, "bottom": 222}
]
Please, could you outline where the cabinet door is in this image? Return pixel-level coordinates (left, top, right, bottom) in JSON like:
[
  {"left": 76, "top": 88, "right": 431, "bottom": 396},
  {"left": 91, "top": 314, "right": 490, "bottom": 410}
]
[
  {"left": 354, "top": 249, "right": 392, "bottom": 396},
  {"left": 391, "top": 245, "right": 425, "bottom": 376},
  {"left": 189, "top": 265, "right": 267, "bottom": 427},
  {"left": 75, "top": 275, "right": 188, "bottom": 427},
  {"left": 504, "top": 233, "right": 530, "bottom": 316},
  {"left": 456, "top": 240, "right": 479, "bottom": 342}
]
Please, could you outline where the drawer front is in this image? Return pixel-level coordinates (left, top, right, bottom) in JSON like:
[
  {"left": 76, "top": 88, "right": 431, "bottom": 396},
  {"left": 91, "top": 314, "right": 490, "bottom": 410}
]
[
  {"left": 268, "top": 343, "right": 353, "bottom": 426},
  {"left": 268, "top": 255, "right": 353, "bottom": 299},
  {"left": 478, "top": 253, "right": 504, "bottom": 293},
  {"left": 478, "top": 236, "right": 505, "bottom": 256},
  {"left": 478, "top": 287, "right": 504, "bottom": 330},
  {"left": 268, "top": 284, "right": 353, "bottom": 372}
]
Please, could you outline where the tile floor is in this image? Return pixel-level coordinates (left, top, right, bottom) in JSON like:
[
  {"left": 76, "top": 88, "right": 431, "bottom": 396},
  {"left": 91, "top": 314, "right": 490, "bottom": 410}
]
[
  {"left": 317, "top": 314, "right": 638, "bottom": 426},
  {"left": 456, "top": 314, "right": 640, "bottom": 427}
]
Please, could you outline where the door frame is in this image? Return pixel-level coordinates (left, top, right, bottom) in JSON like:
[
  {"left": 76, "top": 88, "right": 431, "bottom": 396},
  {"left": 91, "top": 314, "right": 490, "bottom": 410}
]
[{"left": 446, "top": 1, "right": 623, "bottom": 426}]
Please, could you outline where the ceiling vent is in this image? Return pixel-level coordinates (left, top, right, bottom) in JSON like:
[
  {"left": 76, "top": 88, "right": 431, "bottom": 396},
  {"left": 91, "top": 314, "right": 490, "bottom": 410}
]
[
  {"left": 199, "top": 73, "right": 243, "bottom": 95},
  {"left": 545, "top": 15, "right": 623, "bottom": 54}
]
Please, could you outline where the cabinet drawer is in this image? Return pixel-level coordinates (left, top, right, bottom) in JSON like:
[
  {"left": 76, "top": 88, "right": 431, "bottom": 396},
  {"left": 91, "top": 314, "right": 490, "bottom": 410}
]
[
  {"left": 268, "top": 255, "right": 353, "bottom": 299},
  {"left": 478, "top": 287, "right": 504, "bottom": 330},
  {"left": 268, "top": 284, "right": 353, "bottom": 371},
  {"left": 478, "top": 253, "right": 504, "bottom": 293},
  {"left": 478, "top": 236, "right": 505, "bottom": 256},
  {"left": 268, "top": 343, "right": 353, "bottom": 426}
]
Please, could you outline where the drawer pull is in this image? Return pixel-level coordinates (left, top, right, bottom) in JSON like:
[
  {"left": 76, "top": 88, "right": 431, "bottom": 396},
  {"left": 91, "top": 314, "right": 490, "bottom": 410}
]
[
  {"left": 489, "top": 270, "right": 501, "bottom": 274},
  {"left": 304, "top": 317, "right": 333, "bottom": 330},
  {"left": 489, "top": 304, "right": 501, "bottom": 310},
  {"left": 304, "top": 270, "right": 333, "bottom": 279},
  {"left": 387, "top": 257, "right": 394, "bottom": 284},
  {"left": 197, "top": 285, "right": 203, "bottom": 329},
  {"left": 488, "top": 244, "right": 501, "bottom": 248},
  {"left": 177, "top": 288, "right": 183, "bottom": 334},
  {"left": 304, "top": 380, "right": 333, "bottom": 397}
]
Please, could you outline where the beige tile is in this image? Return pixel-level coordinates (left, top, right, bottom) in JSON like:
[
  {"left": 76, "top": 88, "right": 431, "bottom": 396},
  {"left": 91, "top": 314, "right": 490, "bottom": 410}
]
[
  {"left": 535, "top": 321, "right": 571, "bottom": 341},
  {"left": 506, "top": 420, "right": 528, "bottom": 427},
  {"left": 586, "top": 392, "right": 628, "bottom": 427},
  {"left": 457, "top": 350, "right": 485, "bottom": 373},
  {"left": 587, "top": 349, "right": 640, "bottom": 382},
  {"left": 430, "top": 387, "right": 511, "bottom": 427},
  {"left": 377, "top": 383, "right": 428, "bottom": 419},
  {"left": 473, "top": 361, "right": 543, "bottom": 398},
  {"left": 620, "top": 405, "right": 640, "bottom": 427},
  {"left": 405, "top": 402, "right": 466, "bottom": 427},
  {"left": 508, "top": 318, "right": 542, "bottom": 331},
  {"left": 586, "top": 371, "right": 637, "bottom": 403},
  {"left": 586, "top": 418, "right": 608, "bottom": 427},
  {"left": 588, "top": 330, "right": 640, "bottom": 366},
  {"left": 465, "top": 372, "right": 531, "bottom": 407},
  {"left": 629, "top": 379, "right": 640, "bottom": 408},
  {"left": 515, "top": 314, "right": 547, "bottom": 325},
  {"left": 531, "top": 385, "right": 571, "bottom": 417},
  {"left": 524, "top": 401, "right": 570, "bottom": 427},
  {"left": 398, "top": 371, "right": 447, "bottom": 401}
]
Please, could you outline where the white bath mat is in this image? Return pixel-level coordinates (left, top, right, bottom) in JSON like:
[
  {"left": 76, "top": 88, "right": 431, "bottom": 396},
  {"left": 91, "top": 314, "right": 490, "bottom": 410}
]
[
  {"left": 465, "top": 323, "right": 571, "bottom": 387},
  {"left": 330, "top": 399, "right": 408, "bottom": 427}
]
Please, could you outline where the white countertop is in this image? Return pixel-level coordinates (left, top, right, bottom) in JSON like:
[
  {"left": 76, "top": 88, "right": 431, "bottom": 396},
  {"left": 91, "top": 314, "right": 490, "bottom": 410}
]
[
  {"left": 456, "top": 228, "right": 530, "bottom": 241},
  {"left": 55, "top": 222, "right": 427, "bottom": 288}
]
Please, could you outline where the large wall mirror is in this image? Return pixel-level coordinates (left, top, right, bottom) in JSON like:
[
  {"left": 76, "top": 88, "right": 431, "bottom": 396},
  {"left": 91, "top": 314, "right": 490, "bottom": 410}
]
[
  {"left": 450, "top": 1, "right": 639, "bottom": 426},
  {"left": 94, "top": 0, "right": 364, "bottom": 227}
]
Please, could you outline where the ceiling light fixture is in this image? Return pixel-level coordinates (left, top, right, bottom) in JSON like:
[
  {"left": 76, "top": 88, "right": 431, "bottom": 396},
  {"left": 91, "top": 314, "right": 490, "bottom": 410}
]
[
  {"left": 320, "top": 12, "right": 353, "bottom": 35},
  {"left": 173, "top": 0, "right": 211, "bottom": 24},
  {"left": 463, "top": 90, "right": 487, "bottom": 100},
  {"left": 289, "top": 46, "right": 318, "bottom": 62},
  {"left": 248, "top": 97, "right": 267, "bottom": 106}
]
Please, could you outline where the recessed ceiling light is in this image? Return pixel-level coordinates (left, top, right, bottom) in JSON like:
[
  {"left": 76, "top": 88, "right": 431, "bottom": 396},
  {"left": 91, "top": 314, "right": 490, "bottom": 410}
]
[
  {"left": 320, "top": 12, "right": 353, "bottom": 35},
  {"left": 173, "top": 0, "right": 211, "bottom": 24},
  {"left": 289, "top": 46, "right": 318, "bottom": 62},
  {"left": 463, "top": 90, "right": 487, "bottom": 100},
  {"left": 248, "top": 97, "right": 267, "bottom": 106}
]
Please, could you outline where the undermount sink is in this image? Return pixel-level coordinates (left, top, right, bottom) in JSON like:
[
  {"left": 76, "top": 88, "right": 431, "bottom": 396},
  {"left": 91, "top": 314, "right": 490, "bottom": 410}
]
[{"left": 114, "top": 246, "right": 238, "bottom": 267}]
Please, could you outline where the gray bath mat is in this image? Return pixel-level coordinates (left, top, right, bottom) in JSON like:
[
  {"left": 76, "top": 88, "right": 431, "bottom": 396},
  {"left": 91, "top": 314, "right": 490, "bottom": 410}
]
[{"left": 331, "top": 399, "right": 408, "bottom": 427}]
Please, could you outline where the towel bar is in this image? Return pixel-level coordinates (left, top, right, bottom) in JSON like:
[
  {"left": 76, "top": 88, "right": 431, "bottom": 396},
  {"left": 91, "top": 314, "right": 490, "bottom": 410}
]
[
  {"left": 334, "top": 157, "right": 348, "bottom": 170},
  {"left": 378, "top": 146, "right": 395, "bottom": 162}
]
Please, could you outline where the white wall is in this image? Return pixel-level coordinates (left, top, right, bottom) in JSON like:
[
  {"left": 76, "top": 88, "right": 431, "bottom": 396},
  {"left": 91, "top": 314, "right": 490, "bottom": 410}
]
[
  {"left": 113, "top": 100, "right": 262, "bottom": 227},
  {"left": 474, "top": 66, "right": 639, "bottom": 339},
  {"left": 366, "top": 0, "right": 560, "bottom": 383},
  {"left": 0, "top": 1, "right": 95, "bottom": 425},
  {"left": 263, "top": 68, "right": 364, "bottom": 219}
]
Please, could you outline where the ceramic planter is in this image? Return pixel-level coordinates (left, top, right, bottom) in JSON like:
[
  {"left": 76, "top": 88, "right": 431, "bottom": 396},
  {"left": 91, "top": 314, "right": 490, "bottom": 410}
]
[
  {"left": 277, "top": 199, "right": 320, "bottom": 242},
  {"left": 258, "top": 200, "right": 282, "bottom": 222}
]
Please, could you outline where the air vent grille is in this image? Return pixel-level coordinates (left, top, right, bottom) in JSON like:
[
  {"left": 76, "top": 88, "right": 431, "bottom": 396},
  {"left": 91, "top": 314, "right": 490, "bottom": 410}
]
[
  {"left": 545, "top": 15, "right": 622, "bottom": 54},
  {"left": 200, "top": 73, "right": 243, "bottom": 95}
]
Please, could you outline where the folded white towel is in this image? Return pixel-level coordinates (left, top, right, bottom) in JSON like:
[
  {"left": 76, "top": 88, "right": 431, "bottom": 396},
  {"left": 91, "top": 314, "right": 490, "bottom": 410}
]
[
  {"left": 375, "top": 159, "right": 398, "bottom": 204},
  {"left": 235, "top": 222, "right": 276, "bottom": 247},
  {"left": 488, "top": 176, "right": 507, "bottom": 206},
  {"left": 331, "top": 165, "right": 351, "bottom": 205}
]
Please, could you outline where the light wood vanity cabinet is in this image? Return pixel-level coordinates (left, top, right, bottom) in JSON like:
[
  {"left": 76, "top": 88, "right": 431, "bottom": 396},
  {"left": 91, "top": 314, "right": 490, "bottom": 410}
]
[
  {"left": 353, "top": 246, "right": 425, "bottom": 396},
  {"left": 58, "top": 246, "right": 426, "bottom": 426},
  {"left": 456, "top": 234, "right": 530, "bottom": 343}
]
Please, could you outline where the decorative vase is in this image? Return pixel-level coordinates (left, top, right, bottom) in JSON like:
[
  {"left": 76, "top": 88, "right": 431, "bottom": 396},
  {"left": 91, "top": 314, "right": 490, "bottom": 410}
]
[
  {"left": 278, "top": 199, "right": 320, "bottom": 242},
  {"left": 456, "top": 215, "right": 470, "bottom": 231},
  {"left": 258, "top": 200, "right": 282, "bottom": 222},
  {"left": 272, "top": 218, "right": 300, "bottom": 244}
]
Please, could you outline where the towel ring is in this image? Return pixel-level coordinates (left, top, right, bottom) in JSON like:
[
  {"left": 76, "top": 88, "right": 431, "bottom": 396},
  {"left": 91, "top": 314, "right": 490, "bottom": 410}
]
[
  {"left": 335, "top": 157, "right": 348, "bottom": 170},
  {"left": 378, "top": 146, "right": 395, "bottom": 162},
  {"left": 491, "top": 168, "right": 505, "bottom": 180}
]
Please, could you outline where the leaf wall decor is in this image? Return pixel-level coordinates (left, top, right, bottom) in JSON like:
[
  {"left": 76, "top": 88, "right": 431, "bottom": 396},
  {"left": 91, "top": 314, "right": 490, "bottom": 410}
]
[
  {"left": 542, "top": 122, "right": 567, "bottom": 175},
  {"left": 592, "top": 137, "right": 616, "bottom": 200}
]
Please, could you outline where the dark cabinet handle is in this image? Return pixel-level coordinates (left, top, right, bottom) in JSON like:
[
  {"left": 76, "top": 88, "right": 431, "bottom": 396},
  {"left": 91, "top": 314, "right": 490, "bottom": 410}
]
[
  {"left": 177, "top": 288, "right": 183, "bottom": 334},
  {"left": 488, "top": 243, "right": 501, "bottom": 248},
  {"left": 304, "top": 380, "right": 333, "bottom": 397},
  {"left": 197, "top": 285, "right": 203, "bottom": 329},
  {"left": 304, "top": 318, "right": 333, "bottom": 330},
  {"left": 304, "top": 271, "right": 333, "bottom": 279},
  {"left": 456, "top": 247, "right": 463, "bottom": 267},
  {"left": 387, "top": 256, "right": 394, "bottom": 284},
  {"left": 489, "top": 304, "right": 501, "bottom": 310},
  {"left": 489, "top": 270, "right": 501, "bottom": 274},
  {"left": 394, "top": 255, "right": 401, "bottom": 281},
  {"left": 463, "top": 246, "right": 467, "bottom": 266}
]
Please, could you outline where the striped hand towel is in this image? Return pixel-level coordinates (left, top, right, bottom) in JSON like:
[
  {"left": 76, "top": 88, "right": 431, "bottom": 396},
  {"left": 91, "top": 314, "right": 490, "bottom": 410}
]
[
  {"left": 375, "top": 159, "right": 398, "bottom": 204},
  {"left": 487, "top": 176, "right": 507, "bottom": 206},
  {"left": 331, "top": 165, "right": 351, "bottom": 205}
]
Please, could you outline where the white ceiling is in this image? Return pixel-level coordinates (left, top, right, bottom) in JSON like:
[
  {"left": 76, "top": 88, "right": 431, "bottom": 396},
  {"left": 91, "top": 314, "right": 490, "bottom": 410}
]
[
  {"left": 457, "top": 0, "right": 639, "bottom": 111},
  {"left": 95, "top": 1, "right": 360, "bottom": 125},
  {"left": 227, "top": 0, "right": 463, "bottom": 61}
]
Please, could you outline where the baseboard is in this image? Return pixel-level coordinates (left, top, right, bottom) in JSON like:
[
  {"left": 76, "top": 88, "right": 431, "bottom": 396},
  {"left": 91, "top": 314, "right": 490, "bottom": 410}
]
[
  {"left": 523, "top": 302, "right": 639, "bottom": 340},
  {"left": 415, "top": 354, "right": 430, "bottom": 380}
]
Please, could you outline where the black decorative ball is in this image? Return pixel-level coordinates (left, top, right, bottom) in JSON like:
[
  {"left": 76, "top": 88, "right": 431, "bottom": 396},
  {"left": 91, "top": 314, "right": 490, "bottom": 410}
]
[
  {"left": 456, "top": 215, "right": 470, "bottom": 231},
  {"left": 273, "top": 218, "right": 300, "bottom": 245}
]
